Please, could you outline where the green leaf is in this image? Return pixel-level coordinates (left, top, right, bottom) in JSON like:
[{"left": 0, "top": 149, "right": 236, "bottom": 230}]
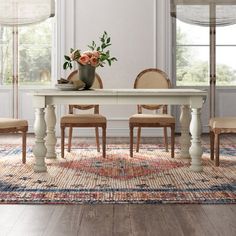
[
  {"left": 106, "top": 37, "right": 110, "bottom": 44},
  {"left": 70, "top": 48, "right": 74, "bottom": 53},
  {"left": 88, "top": 45, "right": 95, "bottom": 50},
  {"left": 96, "top": 46, "right": 100, "bottom": 51},
  {"left": 63, "top": 62, "right": 68, "bottom": 70},
  {"left": 100, "top": 55, "right": 107, "bottom": 61},
  {"left": 64, "top": 55, "right": 71, "bottom": 61},
  {"left": 103, "top": 43, "right": 111, "bottom": 49},
  {"left": 74, "top": 50, "right": 81, "bottom": 58}
]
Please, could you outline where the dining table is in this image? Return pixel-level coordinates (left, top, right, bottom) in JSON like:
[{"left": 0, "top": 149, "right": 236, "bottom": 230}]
[{"left": 32, "top": 88, "right": 207, "bottom": 173}]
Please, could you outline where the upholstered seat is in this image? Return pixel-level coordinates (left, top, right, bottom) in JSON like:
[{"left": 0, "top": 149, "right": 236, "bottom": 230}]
[
  {"left": 209, "top": 117, "right": 236, "bottom": 166},
  {"left": 61, "top": 114, "right": 106, "bottom": 124},
  {"left": 129, "top": 68, "right": 175, "bottom": 158},
  {"left": 0, "top": 118, "right": 28, "bottom": 128},
  {"left": 130, "top": 114, "right": 175, "bottom": 124},
  {"left": 60, "top": 71, "right": 107, "bottom": 158},
  {"left": 0, "top": 118, "right": 28, "bottom": 163},
  {"left": 209, "top": 117, "right": 236, "bottom": 129}
]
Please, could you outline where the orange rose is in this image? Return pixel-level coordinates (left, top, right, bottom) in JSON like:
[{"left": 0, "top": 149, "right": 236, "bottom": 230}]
[
  {"left": 78, "top": 54, "right": 90, "bottom": 65},
  {"left": 90, "top": 56, "right": 99, "bottom": 67}
]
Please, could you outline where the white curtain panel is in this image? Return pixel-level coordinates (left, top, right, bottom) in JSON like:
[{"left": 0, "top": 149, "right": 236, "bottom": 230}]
[
  {"left": 0, "top": 0, "right": 55, "bottom": 26},
  {"left": 171, "top": 0, "right": 236, "bottom": 26}
]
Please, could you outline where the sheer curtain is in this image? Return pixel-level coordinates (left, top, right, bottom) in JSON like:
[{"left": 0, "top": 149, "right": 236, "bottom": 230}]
[
  {"left": 171, "top": 0, "right": 236, "bottom": 27},
  {"left": 0, "top": 0, "right": 55, "bottom": 26}
]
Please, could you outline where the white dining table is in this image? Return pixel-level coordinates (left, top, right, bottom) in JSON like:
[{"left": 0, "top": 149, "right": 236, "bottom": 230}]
[{"left": 32, "top": 88, "right": 207, "bottom": 173}]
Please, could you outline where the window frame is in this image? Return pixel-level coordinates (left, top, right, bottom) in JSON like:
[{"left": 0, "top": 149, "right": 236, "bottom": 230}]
[
  {"left": 173, "top": 18, "right": 236, "bottom": 88},
  {"left": 0, "top": 17, "right": 57, "bottom": 89}
]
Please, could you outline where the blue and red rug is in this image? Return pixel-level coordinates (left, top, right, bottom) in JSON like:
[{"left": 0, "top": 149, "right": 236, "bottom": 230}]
[{"left": 0, "top": 144, "right": 235, "bottom": 204}]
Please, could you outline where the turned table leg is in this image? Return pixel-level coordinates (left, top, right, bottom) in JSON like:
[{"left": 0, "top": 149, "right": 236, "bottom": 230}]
[
  {"left": 33, "top": 108, "right": 47, "bottom": 172},
  {"left": 179, "top": 105, "right": 191, "bottom": 159},
  {"left": 189, "top": 108, "right": 203, "bottom": 172},
  {"left": 45, "top": 105, "right": 57, "bottom": 159}
]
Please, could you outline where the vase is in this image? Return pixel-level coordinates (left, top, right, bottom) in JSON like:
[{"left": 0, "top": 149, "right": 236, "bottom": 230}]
[{"left": 78, "top": 64, "right": 96, "bottom": 90}]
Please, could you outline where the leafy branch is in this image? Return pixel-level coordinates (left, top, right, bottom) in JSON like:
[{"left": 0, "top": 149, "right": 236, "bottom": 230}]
[
  {"left": 63, "top": 48, "right": 81, "bottom": 70},
  {"left": 87, "top": 31, "right": 117, "bottom": 67}
]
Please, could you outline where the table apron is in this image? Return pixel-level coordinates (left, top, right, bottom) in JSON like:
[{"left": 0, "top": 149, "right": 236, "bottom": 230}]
[{"left": 32, "top": 95, "right": 205, "bottom": 109}]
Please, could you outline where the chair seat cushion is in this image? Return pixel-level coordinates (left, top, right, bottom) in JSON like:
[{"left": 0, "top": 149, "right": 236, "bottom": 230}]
[
  {"left": 61, "top": 114, "right": 107, "bottom": 124},
  {"left": 129, "top": 114, "right": 175, "bottom": 124},
  {"left": 0, "top": 118, "right": 28, "bottom": 129},
  {"left": 209, "top": 117, "right": 236, "bottom": 129}
]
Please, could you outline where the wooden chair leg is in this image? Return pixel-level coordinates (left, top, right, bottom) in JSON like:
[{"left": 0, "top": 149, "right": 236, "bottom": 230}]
[
  {"left": 130, "top": 125, "right": 134, "bottom": 157},
  {"left": 22, "top": 131, "right": 27, "bottom": 164},
  {"left": 61, "top": 126, "right": 65, "bottom": 158},
  {"left": 210, "top": 130, "right": 215, "bottom": 160},
  {"left": 164, "top": 127, "right": 168, "bottom": 152},
  {"left": 136, "top": 127, "right": 141, "bottom": 152},
  {"left": 102, "top": 126, "right": 106, "bottom": 158},
  {"left": 68, "top": 126, "right": 73, "bottom": 152},
  {"left": 170, "top": 125, "right": 175, "bottom": 158},
  {"left": 95, "top": 127, "right": 100, "bottom": 152},
  {"left": 215, "top": 133, "right": 220, "bottom": 166}
]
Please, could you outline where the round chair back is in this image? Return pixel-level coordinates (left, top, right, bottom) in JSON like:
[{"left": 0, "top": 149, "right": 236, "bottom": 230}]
[{"left": 134, "top": 68, "right": 171, "bottom": 111}]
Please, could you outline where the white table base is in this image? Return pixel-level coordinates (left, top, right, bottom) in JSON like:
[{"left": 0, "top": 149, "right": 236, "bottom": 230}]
[
  {"left": 33, "top": 105, "right": 203, "bottom": 172},
  {"left": 179, "top": 105, "right": 191, "bottom": 159},
  {"left": 33, "top": 108, "right": 47, "bottom": 172},
  {"left": 190, "top": 108, "right": 203, "bottom": 172},
  {"left": 45, "top": 105, "right": 57, "bottom": 159}
]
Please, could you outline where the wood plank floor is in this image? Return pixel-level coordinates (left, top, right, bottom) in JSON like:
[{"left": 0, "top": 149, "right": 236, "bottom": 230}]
[
  {"left": 0, "top": 134, "right": 235, "bottom": 236},
  {"left": 0, "top": 205, "right": 235, "bottom": 236}
]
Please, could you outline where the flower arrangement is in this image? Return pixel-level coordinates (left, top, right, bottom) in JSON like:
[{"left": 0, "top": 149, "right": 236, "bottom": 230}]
[{"left": 63, "top": 31, "right": 117, "bottom": 70}]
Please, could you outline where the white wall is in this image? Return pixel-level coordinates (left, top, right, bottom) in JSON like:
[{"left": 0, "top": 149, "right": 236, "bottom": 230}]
[{"left": 56, "top": 0, "right": 172, "bottom": 137}]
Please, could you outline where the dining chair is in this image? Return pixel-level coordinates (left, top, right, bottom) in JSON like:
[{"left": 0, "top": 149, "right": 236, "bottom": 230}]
[
  {"left": 129, "top": 68, "right": 175, "bottom": 158},
  {"left": 0, "top": 118, "right": 28, "bottom": 163},
  {"left": 60, "top": 71, "right": 107, "bottom": 158},
  {"left": 209, "top": 117, "right": 236, "bottom": 166}
]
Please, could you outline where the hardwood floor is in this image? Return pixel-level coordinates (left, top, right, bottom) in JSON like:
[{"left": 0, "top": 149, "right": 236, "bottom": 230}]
[
  {"left": 0, "top": 205, "right": 235, "bottom": 236},
  {"left": 0, "top": 134, "right": 235, "bottom": 236}
]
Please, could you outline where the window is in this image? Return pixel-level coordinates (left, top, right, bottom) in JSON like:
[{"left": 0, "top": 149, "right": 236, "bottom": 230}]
[
  {"left": 175, "top": 19, "right": 236, "bottom": 86},
  {"left": 216, "top": 25, "right": 236, "bottom": 86},
  {"left": 0, "top": 19, "right": 53, "bottom": 86},
  {"left": 0, "top": 27, "right": 12, "bottom": 85}
]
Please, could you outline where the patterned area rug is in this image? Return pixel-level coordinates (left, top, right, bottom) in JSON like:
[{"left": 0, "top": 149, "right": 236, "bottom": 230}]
[{"left": 0, "top": 144, "right": 235, "bottom": 204}]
